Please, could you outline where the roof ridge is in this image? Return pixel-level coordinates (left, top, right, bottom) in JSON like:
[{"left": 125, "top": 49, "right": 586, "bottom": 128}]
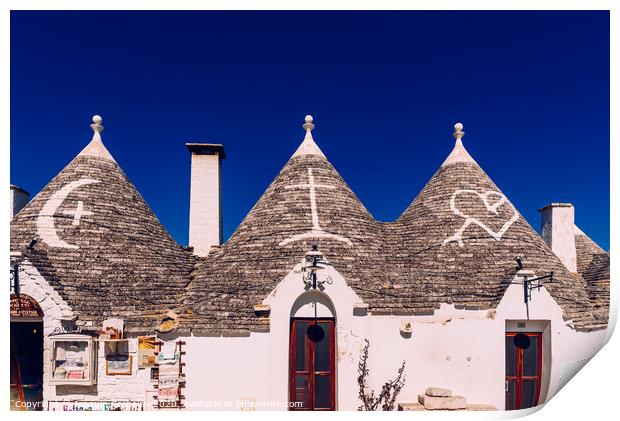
[
  {"left": 574, "top": 224, "right": 587, "bottom": 237},
  {"left": 575, "top": 224, "right": 609, "bottom": 254}
]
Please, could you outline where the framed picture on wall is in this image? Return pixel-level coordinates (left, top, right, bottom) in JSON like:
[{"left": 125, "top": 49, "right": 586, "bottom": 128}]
[{"left": 106, "top": 354, "right": 133, "bottom": 375}]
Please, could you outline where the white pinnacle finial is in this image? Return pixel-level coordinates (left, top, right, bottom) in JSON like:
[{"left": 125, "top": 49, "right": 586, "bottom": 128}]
[
  {"left": 292, "top": 114, "right": 325, "bottom": 158},
  {"left": 453, "top": 122, "right": 464, "bottom": 142},
  {"left": 441, "top": 121, "right": 477, "bottom": 167},
  {"left": 79, "top": 114, "right": 115, "bottom": 161},
  {"left": 302, "top": 114, "right": 315, "bottom": 140},
  {"left": 303, "top": 114, "right": 315, "bottom": 131},
  {"left": 90, "top": 115, "right": 104, "bottom": 140}
]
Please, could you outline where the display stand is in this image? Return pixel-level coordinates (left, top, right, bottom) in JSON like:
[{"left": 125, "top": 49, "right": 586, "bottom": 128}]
[{"left": 153, "top": 340, "right": 186, "bottom": 410}]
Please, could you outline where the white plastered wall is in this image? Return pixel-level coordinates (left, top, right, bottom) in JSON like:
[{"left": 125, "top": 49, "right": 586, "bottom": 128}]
[{"left": 181, "top": 263, "right": 607, "bottom": 411}]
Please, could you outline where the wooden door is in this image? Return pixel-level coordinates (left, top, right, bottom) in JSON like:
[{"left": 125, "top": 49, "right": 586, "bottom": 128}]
[
  {"left": 505, "top": 332, "right": 543, "bottom": 410},
  {"left": 289, "top": 318, "right": 335, "bottom": 410}
]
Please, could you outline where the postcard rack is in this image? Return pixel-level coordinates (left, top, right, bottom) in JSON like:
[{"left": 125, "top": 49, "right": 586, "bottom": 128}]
[{"left": 153, "top": 340, "right": 186, "bottom": 410}]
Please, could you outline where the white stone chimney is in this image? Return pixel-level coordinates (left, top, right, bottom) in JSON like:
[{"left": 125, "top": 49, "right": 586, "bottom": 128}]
[
  {"left": 539, "top": 203, "right": 577, "bottom": 272},
  {"left": 10, "top": 184, "right": 30, "bottom": 220},
  {"left": 187, "top": 143, "right": 226, "bottom": 256}
]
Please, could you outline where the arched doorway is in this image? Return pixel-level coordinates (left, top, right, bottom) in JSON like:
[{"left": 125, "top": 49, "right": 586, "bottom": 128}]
[
  {"left": 10, "top": 294, "right": 44, "bottom": 411},
  {"left": 289, "top": 292, "right": 336, "bottom": 411}
]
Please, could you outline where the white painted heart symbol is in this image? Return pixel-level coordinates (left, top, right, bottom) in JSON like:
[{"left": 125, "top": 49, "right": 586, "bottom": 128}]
[{"left": 443, "top": 189, "right": 519, "bottom": 247}]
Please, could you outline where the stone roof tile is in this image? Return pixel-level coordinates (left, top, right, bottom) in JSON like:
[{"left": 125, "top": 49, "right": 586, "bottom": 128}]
[{"left": 575, "top": 227, "right": 610, "bottom": 318}]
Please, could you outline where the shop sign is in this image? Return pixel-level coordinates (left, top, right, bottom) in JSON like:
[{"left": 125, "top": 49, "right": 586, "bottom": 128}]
[{"left": 10, "top": 294, "right": 43, "bottom": 318}]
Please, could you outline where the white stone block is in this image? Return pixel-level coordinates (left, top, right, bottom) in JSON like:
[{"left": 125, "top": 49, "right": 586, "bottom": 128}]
[
  {"left": 425, "top": 387, "right": 452, "bottom": 397},
  {"left": 419, "top": 394, "right": 467, "bottom": 410}
]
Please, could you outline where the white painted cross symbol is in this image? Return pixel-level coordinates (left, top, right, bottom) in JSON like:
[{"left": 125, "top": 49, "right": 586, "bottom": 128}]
[
  {"left": 279, "top": 168, "right": 352, "bottom": 246},
  {"left": 62, "top": 201, "right": 93, "bottom": 226},
  {"left": 286, "top": 168, "right": 335, "bottom": 231}
]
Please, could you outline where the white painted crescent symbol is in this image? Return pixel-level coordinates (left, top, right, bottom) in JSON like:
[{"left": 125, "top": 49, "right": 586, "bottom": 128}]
[{"left": 36, "top": 178, "right": 100, "bottom": 249}]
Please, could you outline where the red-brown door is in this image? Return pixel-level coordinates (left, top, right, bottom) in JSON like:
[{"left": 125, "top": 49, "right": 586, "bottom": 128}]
[
  {"left": 505, "top": 332, "right": 543, "bottom": 410},
  {"left": 289, "top": 318, "right": 335, "bottom": 410}
]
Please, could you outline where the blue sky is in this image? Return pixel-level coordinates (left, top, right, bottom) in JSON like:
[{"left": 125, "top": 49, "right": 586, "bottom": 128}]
[{"left": 10, "top": 11, "right": 610, "bottom": 250}]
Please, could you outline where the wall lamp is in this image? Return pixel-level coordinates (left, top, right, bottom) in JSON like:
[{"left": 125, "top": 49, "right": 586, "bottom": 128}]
[{"left": 302, "top": 244, "right": 332, "bottom": 290}]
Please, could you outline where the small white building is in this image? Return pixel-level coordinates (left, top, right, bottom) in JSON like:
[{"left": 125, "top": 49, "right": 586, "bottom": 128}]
[{"left": 9, "top": 115, "right": 609, "bottom": 412}]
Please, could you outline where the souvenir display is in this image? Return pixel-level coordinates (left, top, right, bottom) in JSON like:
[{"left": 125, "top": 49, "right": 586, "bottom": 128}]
[{"left": 49, "top": 335, "right": 96, "bottom": 385}]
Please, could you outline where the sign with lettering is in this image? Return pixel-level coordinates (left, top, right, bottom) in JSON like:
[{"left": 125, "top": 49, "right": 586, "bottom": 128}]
[
  {"left": 10, "top": 294, "right": 43, "bottom": 318},
  {"left": 49, "top": 326, "right": 85, "bottom": 336}
]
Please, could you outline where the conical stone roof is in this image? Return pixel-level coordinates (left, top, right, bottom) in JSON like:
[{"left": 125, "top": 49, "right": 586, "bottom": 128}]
[
  {"left": 10, "top": 116, "right": 195, "bottom": 331},
  {"left": 183, "top": 116, "right": 389, "bottom": 333},
  {"left": 185, "top": 120, "right": 606, "bottom": 333},
  {"left": 394, "top": 124, "right": 606, "bottom": 330}
]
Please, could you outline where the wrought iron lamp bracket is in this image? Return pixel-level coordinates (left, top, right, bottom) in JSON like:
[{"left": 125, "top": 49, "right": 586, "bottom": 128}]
[
  {"left": 302, "top": 245, "right": 332, "bottom": 290},
  {"left": 522, "top": 272, "right": 553, "bottom": 305}
]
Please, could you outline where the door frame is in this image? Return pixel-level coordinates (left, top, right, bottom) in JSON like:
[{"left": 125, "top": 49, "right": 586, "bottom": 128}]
[
  {"left": 505, "top": 331, "right": 543, "bottom": 410},
  {"left": 288, "top": 317, "right": 336, "bottom": 411}
]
